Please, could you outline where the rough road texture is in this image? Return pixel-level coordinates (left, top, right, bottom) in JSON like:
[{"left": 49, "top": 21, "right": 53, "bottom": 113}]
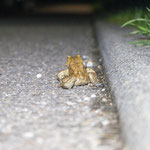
[
  {"left": 0, "top": 17, "right": 121, "bottom": 150},
  {"left": 96, "top": 21, "right": 150, "bottom": 150}
]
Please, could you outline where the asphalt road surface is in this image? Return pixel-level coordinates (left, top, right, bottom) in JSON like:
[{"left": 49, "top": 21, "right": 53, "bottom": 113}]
[{"left": 0, "top": 16, "right": 122, "bottom": 150}]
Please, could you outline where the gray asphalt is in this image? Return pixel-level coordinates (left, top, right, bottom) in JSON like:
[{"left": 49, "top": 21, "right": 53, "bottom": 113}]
[
  {"left": 0, "top": 17, "right": 122, "bottom": 150},
  {"left": 96, "top": 21, "right": 150, "bottom": 150}
]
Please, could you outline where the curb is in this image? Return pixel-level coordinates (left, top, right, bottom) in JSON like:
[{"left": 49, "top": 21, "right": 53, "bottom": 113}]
[{"left": 96, "top": 21, "right": 150, "bottom": 150}]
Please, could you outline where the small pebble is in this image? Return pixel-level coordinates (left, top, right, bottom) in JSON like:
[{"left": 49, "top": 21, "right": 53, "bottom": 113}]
[
  {"left": 66, "top": 101, "right": 75, "bottom": 106},
  {"left": 97, "top": 65, "right": 102, "bottom": 70},
  {"left": 40, "top": 101, "right": 47, "bottom": 105},
  {"left": 84, "top": 97, "right": 90, "bottom": 101},
  {"left": 101, "top": 88, "right": 105, "bottom": 92},
  {"left": 101, "top": 97, "right": 107, "bottom": 102},
  {"left": 99, "top": 58, "right": 102, "bottom": 62},
  {"left": 36, "top": 137, "right": 44, "bottom": 144},
  {"left": 34, "top": 101, "right": 41, "bottom": 105},
  {"left": 1, "top": 119, "right": 6, "bottom": 124},
  {"left": 36, "top": 74, "right": 42, "bottom": 78},
  {"left": 102, "top": 120, "right": 110, "bottom": 126},
  {"left": 22, "top": 108, "right": 28, "bottom": 112},
  {"left": 23, "top": 132, "right": 34, "bottom": 138},
  {"left": 95, "top": 83, "right": 102, "bottom": 87},
  {"left": 82, "top": 55, "right": 89, "bottom": 59},
  {"left": 77, "top": 99, "right": 82, "bottom": 102},
  {"left": 110, "top": 103, "right": 113, "bottom": 106},
  {"left": 91, "top": 94, "right": 97, "bottom": 98},
  {"left": 86, "top": 60, "right": 93, "bottom": 67},
  {"left": 2, "top": 125, "right": 12, "bottom": 133}
]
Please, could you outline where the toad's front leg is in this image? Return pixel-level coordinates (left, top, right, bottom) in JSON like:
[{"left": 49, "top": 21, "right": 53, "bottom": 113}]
[
  {"left": 86, "top": 68, "right": 99, "bottom": 84},
  {"left": 57, "top": 69, "right": 69, "bottom": 82},
  {"left": 59, "top": 76, "right": 76, "bottom": 89}
]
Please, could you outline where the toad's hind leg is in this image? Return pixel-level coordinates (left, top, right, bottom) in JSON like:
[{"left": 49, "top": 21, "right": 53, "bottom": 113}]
[
  {"left": 86, "top": 68, "right": 99, "bottom": 84},
  {"left": 59, "top": 76, "right": 76, "bottom": 89},
  {"left": 57, "top": 69, "right": 69, "bottom": 81}
]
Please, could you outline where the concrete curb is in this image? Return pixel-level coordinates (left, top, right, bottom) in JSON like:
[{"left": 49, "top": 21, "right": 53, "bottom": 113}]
[{"left": 96, "top": 21, "right": 150, "bottom": 150}]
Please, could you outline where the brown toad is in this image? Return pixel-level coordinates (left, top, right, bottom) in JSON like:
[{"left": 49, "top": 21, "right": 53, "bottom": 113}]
[{"left": 57, "top": 55, "right": 99, "bottom": 89}]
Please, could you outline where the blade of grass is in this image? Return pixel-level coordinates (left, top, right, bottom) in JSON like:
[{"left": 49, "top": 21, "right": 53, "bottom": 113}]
[
  {"left": 130, "top": 39, "right": 150, "bottom": 46},
  {"left": 132, "top": 24, "right": 148, "bottom": 32},
  {"left": 121, "top": 18, "right": 146, "bottom": 28},
  {"left": 146, "top": 7, "right": 150, "bottom": 12},
  {"left": 130, "top": 30, "right": 141, "bottom": 34}
]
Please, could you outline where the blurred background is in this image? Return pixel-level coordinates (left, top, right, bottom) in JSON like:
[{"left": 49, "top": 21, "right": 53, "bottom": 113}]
[{"left": 0, "top": 0, "right": 150, "bottom": 17}]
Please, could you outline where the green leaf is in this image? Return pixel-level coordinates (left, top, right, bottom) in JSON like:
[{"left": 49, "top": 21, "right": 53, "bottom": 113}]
[
  {"left": 121, "top": 18, "right": 146, "bottom": 28},
  {"left": 146, "top": 7, "right": 150, "bottom": 12},
  {"left": 134, "top": 24, "right": 147, "bottom": 31},
  {"left": 130, "top": 30, "right": 140, "bottom": 34},
  {"left": 120, "top": 8, "right": 150, "bottom": 46},
  {"left": 130, "top": 39, "right": 150, "bottom": 46}
]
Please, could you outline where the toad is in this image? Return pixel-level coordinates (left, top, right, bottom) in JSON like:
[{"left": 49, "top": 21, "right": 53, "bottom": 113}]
[{"left": 57, "top": 55, "right": 99, "bottom": 89}]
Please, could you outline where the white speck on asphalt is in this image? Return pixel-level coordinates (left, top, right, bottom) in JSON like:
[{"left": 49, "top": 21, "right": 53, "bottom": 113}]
[
  {"left": 77, "top": 99, "right": 82, "bottom": 102},
  {"left": 102, "top": 120, "right": 110, "bottom": 126},
  {"left": 97, "top": 65, "right": 102, "bottom": 70},
  {"left": 101, "top": 88, "right": 106, "bottom": 92},
  {"left": 36, "top": 137, "right": 44, "bottom": 144},
  {"left": 40, "top": 101, "right": 48, "bottom": 106},
  {"left": 23, "top": 132, "right": 34, "bottom": 138},
  {"left": 66, "top": 101, "right": 75, "bottom": 106},
  {"left": 82, "top": 55, "right": 88, "bottom": 59},
  {"left": 22, "top": 108, "right": 28, "bottom": 112},
  {"left": 95, "top": 83, "right": 102, "bottom": 87},
  {"left": 99, "top": 58, "right": 102, "bottom": 62},
  {"left": 2, "top": 125, "right": 12, "bottom": 133},
  {"left": 86, "top": 60, "right": 93, "bottom": 67},
  {"left": 1, "top": 119, "right": 6, "bottom": 124},
  {"left": 36, "top": 74, "right": 42, "bottom": 78},
  {"left": 110, "top": 103, "right": 113, "bottom": 106},
  {"left": 84, "top": 97, "right": 90, "bottom": 101},
  {"left": 101, "top": 97, "right": 107, "bottom": 102},
  {"left": 91, "top": 94, "right": 97, "bottom": 98}
]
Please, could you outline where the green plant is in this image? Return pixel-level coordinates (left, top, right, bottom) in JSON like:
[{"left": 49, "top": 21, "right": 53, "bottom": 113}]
[{"left": 121, "top": 8, "right": 150, "bottom": 46}]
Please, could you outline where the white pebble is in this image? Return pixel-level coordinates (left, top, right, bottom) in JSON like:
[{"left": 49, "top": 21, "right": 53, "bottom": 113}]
[
  {"left": 23, "top": 132, "right": 34, "bottom": 138},
  {"left": 99, "top": 58, "right": 102, "bottom": 62},
  {"left": 22, "top": 108, "right": 28, "bottom": 112},
  {"left": 86, "top": 60, "right": 93, "bottom": 67},
  {"left": 1, "top": 119, "right": 6, "bottom": 124},
  {"left": 95, "top": 83, "right": 102, "bottom": 87},
  {"left": 91, "top": 94, "right": 97, "bottom": 98},
  {"left": 66, "top": 101, "right": 75, "bottom": 105},
  {"left": 77, "top": 99, "right": 82, "bottom": 102},
  {"left": 84, "top": 97, "right": 90, "bottom": 101},
  {"left": 40, "top": 101, "right": 47, "bottom": 105},
  {"left": 97, "top": 65, "right": 102, "bottom": 70},
  {"left": 102, "top": 120, "right": 110, "bottom": 126},
  {"left": 2, "top": 125, "right": 12, "bottom": 133},
  {"left": 101, "top": 88, "right": 105, "bottom": 92},
  {"left": 36, "top": 137, "right": 44, "bottom": 144},
  {"left": 101, "top": 97, "right": 107, "bottom": 102},
  {"left": 36, "top": 74, "right": 42, "bottom": 78},
  {"left": 82, "top": 55, "right": 89, "bottom": 59}
]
